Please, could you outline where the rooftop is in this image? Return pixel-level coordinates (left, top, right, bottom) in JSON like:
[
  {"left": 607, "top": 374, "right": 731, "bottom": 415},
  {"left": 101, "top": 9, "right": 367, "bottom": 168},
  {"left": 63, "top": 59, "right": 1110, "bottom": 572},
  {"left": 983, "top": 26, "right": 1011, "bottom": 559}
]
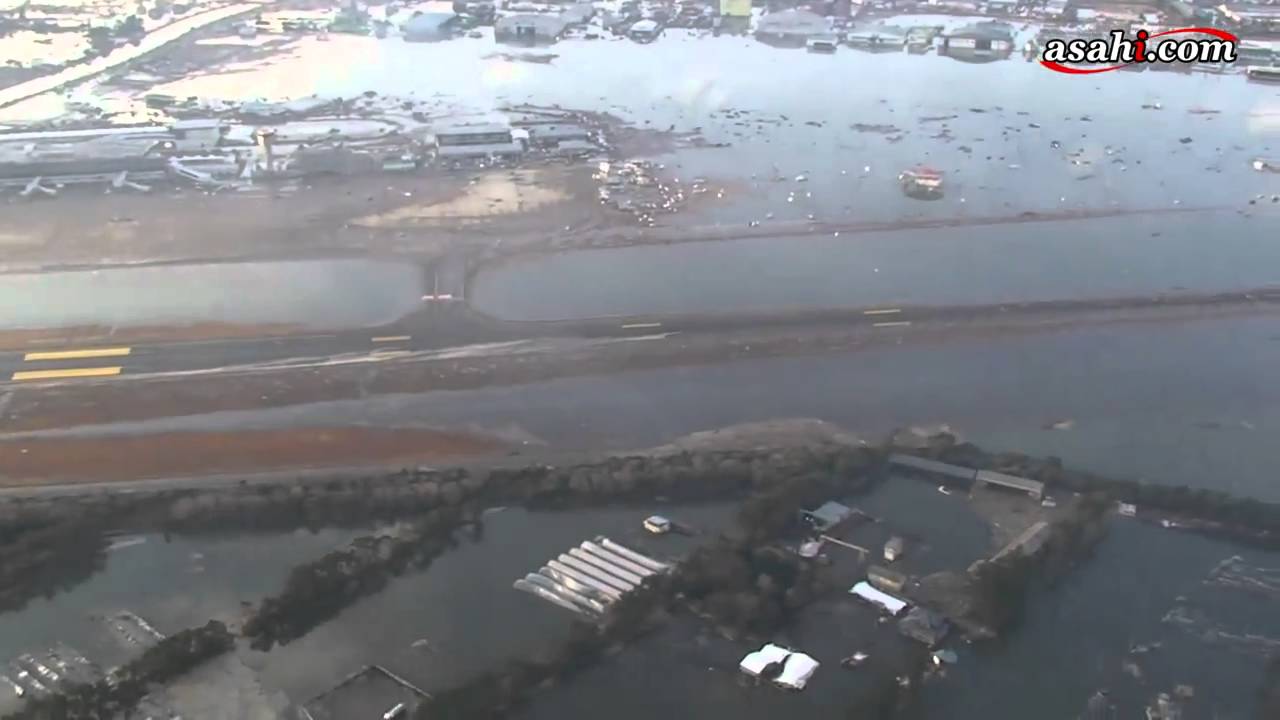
[
  {"left": 756, "top": 9, "right": 831, "bottom": 36},
  {"left": 803, "top": 500, "right": 854, "bottom": 530},
  {"left": 433, "top": 122, "right": 513, "bottom": 136},
  {"left": 846, "top": 22, "right": 909, "bottom": 40},
  {"left": 947, "top": 20, "right": 1015, "bottom": 41},
  {"left": 975, "top": 469, "right": 1045, "bottom": 497},
  {"left": 1220, "top": 4, "right": 1280, "bottom": 17},
  {"left": 403, "top": 11, "right": 458, "bottom": 33},
  {"left": 496, "top": 13, "right": 572, "bottom": 35}
]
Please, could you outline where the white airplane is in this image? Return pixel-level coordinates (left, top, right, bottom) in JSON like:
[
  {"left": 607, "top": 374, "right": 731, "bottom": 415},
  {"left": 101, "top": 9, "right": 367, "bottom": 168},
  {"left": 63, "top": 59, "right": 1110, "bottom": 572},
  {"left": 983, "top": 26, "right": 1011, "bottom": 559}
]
[
  {"left": 18, "top": 176, "right": 56, "bottom": 198},
  {"left": 110, "top": 170, "right": 152, "bottom": 193}
]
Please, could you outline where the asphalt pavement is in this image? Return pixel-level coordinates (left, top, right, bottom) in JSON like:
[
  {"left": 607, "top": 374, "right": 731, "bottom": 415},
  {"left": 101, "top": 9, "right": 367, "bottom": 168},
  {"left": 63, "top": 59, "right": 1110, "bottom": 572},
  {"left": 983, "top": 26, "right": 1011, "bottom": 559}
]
[{"left": 4, "top": 287, "right": 1280, "bottom": 384}]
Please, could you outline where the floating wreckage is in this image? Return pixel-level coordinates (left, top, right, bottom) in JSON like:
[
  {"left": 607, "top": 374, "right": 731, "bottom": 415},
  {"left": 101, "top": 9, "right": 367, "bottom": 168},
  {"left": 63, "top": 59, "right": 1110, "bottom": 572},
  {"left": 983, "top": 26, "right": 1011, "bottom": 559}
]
[
  {"left": 514, "top": 537, "right": 671, "bottom": 617},
  {"left": 898, "top": 166, "right": 945, "bottom": 200}
]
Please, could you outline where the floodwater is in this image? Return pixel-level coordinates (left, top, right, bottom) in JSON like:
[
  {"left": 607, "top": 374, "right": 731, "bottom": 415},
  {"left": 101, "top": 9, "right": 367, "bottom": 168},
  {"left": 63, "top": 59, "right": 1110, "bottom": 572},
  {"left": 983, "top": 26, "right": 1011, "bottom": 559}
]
[
  {"left": 52, "top": 312, "right": 1280, "bottom": 502},
  {"left": 516, "top": 493, "right": 1280, "bottom": 720},
  {"left": 0, "top": 526, "right": 364, "bottom": 713},
  {"left": 0, "top": 259, "right": 425, "bottom": 331},
  {"left": 15, "top": 21, "right": 1279, "bottom": 328},
  {"left": 100, "top": 21, "right": 1280, "bottom": 321},
  {"left": 0, "top": 499, "right": 751, "bottom": 712},
  {"left": 3, "top": 17, "right": 1279, "bottom": 719},
  {"left": 248, "top": 501, "right": 738, "bottom": 703},
  {"left": 1, "top": 471, "right": 1275, "bottom": 717},
  {"left": 4, "top": 484, "right": 1268, "bottom": 720},
  {"left": 925, "top": 519, "right": 1279, "bottom": 719},
  {"left": 471, "top": 210, "right": 1280, "bottom": 319},
  {"left": 123, "top": 23, "right": 1280, "bottom": 224}
]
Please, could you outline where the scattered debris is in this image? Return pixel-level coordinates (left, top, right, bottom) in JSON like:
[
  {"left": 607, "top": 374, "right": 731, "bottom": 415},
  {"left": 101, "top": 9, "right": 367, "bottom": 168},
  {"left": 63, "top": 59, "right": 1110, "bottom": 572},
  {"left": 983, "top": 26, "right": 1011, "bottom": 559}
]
[
  {"left": 899, "top": 166, "right": 944, "bottom": 200},
  {"left": 1253, "top": 158, "right": 1280, "bottom": 173},
  {"left": 850, "top": 123, "right": 900, "bottom": 134},
  {"left": 840, "top": 651, "right": 870, "bottom": 669},
  {"left": 931, "top": 649, "right": 958, "bottom": 665}
]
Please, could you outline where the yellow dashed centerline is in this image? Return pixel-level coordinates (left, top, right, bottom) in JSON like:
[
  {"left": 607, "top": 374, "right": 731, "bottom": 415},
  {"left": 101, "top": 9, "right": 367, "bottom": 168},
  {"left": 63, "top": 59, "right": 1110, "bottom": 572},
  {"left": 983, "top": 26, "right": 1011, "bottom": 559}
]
[
  {"left": 12, "top": 366, "right": 123, "bottom": 381},
  {"left": 23, "top": 347, "right": 131, "bottom": 361},
  {"left": 872, "top": 321, "right": 913, "bottom": 328},
  {"left": 862, "top": 308, "right": 902, "bottom": 316},
  {"left": 621, "top": 322, "right": 663, "bottom": 329},
  {"left": 371, "top": 335, "right": 412, "bottom": 343}
]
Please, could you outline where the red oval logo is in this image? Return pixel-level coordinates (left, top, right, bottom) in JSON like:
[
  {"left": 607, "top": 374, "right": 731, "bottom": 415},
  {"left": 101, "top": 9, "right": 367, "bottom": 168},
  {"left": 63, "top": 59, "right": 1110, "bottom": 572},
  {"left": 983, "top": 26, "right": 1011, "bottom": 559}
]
[{"left": 1040, "top": 27, "right": 1239, "bottom": 75}]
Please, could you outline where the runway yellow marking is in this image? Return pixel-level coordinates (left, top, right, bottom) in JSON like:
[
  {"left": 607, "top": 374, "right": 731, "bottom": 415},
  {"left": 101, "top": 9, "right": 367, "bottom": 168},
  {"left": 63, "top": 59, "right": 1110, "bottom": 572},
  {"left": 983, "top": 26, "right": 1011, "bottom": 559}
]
[
  {"left": 23, "top": 347, "right": 131, "bottom": 361},
  {"left": 12, "top": 366, "right": 123, "bottom": 381},
  {"left": 621, "top": 322, "right": 663, "bottom": 329},
  {"left": 371, "top": 335, "right": 412, "bottom": 343},
  {"left": 872, "top": 321, "right": 913, "bottom": 328},
  {"left": 862, "top": 308, "right": 902, "bottom": 316}
]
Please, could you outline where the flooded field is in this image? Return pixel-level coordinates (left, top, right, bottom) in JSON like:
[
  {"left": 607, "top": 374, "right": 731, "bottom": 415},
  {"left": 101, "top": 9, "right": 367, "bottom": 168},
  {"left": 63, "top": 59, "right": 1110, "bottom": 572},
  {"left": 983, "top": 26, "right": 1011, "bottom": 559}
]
[
  {"left": 0, "top": 501, "right": 738, "bottom": 713},
  {"left": 0, "top": 526, "right": 364, "bottom": 713},
  {"left": 0, "top": 259, "right": 425, "bottom": 331},
  {"left": 515, "top": 498, "right": 1280, "bottom": 720},
  {"left": 471, "top": 210, "right": 1280, "bottom": 319},
  {"left": 7, "top": 481, "right": 1270, "bottom": 719},
  {"left": 247, "top": 501, "right": 737, "bottom": 703}
]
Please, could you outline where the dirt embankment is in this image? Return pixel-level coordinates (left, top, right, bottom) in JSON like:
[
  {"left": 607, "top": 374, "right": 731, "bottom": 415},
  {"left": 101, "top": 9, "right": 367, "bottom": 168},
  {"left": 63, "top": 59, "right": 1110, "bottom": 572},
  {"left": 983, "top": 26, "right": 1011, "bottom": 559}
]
[{"left": 0, "top": 426, "right": 508, "bottom": 486}]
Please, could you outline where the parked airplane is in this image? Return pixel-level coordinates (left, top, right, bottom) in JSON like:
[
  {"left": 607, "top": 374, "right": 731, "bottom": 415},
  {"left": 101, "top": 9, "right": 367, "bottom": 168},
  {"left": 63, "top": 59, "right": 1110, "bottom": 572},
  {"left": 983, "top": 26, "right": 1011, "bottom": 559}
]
[{"left": 18, "top": 176, "right": 56, "bottom": 198}]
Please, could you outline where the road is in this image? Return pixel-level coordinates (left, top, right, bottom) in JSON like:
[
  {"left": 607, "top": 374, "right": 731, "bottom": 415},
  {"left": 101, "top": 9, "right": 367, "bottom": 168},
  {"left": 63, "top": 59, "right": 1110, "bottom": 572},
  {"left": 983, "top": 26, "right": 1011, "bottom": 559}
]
[
  {"left": 0, "top": 3, "right": 262, "bottom": 111},
  {"left": 5, "top": 287, "right": 1280, "bottom": 385}
]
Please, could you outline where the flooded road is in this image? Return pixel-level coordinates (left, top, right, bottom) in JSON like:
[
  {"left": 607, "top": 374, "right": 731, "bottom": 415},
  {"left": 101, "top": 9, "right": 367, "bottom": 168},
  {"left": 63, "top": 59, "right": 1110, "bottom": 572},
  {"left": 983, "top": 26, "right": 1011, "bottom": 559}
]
[
  {"left": 471, "top": 211, "right": 1280, "bottom": 319},
  {"left": 0, "top": 259, "right": 425, "bottom": 331}
]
